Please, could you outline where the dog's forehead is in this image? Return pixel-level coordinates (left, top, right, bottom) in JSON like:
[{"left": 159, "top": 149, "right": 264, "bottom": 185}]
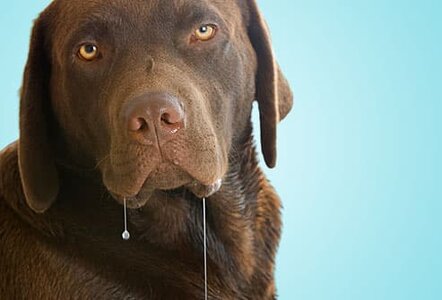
[{"left": 51, "top": 0, "right": 242, "bottom": 27}]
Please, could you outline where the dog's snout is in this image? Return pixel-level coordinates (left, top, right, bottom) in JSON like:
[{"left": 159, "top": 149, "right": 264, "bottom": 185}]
[{"left": 124, "top": 93, "right": 185, "bottom": 145}]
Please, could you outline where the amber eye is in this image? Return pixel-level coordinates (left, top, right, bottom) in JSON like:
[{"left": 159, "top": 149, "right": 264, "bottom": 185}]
[
  {"left": 78, "top": 44, "right": 100, "bottom": 61},
  {"left": 194, "top": 24, "right": 217, "bottom": 42}
]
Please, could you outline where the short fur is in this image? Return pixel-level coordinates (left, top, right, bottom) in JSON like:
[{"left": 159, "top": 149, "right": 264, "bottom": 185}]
[{"left": 0, "top": 0, "right": 293, "bottom": 298}]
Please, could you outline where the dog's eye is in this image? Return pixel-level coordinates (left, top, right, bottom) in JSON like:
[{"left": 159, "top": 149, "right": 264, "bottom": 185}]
[
  {"left": 193, "top": 24, "right": 217, "bottom": 42},
  {"left": 78, "top": 44, "right": 100, "bottom": 61}
]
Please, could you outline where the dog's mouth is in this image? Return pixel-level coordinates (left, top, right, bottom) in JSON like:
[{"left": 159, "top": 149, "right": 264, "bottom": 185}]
[
  {"left": 107, "top": 161, "right": 223, "bottom": 208},
  {"left": 110, "top": 179, "right": 222, "bottom": 209},
  {"left": 102, "top": 135, "right": 227, "bottom": 208}
]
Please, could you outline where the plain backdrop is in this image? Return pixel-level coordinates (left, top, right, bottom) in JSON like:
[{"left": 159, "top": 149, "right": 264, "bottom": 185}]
[{"left": 1, "top": 1, "right": 441, "bottom": 299}]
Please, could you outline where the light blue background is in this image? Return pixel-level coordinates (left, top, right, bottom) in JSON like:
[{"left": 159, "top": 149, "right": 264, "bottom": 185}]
[{"left": 1, "top": 1, "right": 441, "bottom": 299}]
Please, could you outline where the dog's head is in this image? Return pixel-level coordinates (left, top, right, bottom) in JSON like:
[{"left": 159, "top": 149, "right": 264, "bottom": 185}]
[{"left": 18, "top": 0, "right": 293, "bottom": 213}]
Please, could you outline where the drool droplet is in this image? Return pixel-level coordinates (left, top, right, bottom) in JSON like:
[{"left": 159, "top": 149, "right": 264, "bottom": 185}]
[{"left": 122, "top": 230, "right": 130, "bottom": 240}]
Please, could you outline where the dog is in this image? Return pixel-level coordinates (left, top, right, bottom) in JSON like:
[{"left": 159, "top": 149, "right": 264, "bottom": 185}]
[{"left": 0, "top": 0, "right": 293, "bottom": 298}]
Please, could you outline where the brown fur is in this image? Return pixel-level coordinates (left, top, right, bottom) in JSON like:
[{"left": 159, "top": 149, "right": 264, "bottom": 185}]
[{"left": 0, "top": 0, "right": 292, "bottom": 298}]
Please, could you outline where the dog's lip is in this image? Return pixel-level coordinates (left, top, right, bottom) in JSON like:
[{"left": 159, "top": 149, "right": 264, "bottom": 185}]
[
  {"left": 186, "top": 178, "right": 223, "bottom": 198},
  {"left": 109, "top": 189, "right": 153, "bottom": 209},
  {"left": 109, "top": 178, "right": 223, "bottom": 207}
]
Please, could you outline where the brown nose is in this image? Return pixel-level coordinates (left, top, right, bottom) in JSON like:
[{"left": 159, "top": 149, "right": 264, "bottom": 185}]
[{"left": 123, "top": 92, "right": 185, "bottom": 145}]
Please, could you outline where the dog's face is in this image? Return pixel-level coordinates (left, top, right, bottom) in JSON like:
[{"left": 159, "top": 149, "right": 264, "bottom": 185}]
[{"left": 18, "top": 0, "right": 293, "bottom": 212}]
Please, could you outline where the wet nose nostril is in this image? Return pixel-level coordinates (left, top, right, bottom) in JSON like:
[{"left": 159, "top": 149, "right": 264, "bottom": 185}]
[
  {"left": 138, "top": 118, "right": 148, "bottom": 131},
  {"left": 160, "top": 109, "right": 184, "bottom": 126},
  {"left": 161, "top": 113, "right": 172, "bottom": 125},
  {"left": 128, "top": 117, "right": 148, "bottom": 132}
]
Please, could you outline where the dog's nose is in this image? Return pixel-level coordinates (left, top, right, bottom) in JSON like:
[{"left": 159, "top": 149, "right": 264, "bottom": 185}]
[{"left": 124, "top": 93, "right": 185, "bottom": 145}]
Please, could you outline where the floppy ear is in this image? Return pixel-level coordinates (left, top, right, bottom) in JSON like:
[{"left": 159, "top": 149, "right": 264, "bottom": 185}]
[
  {"left": 18, "top": 15, "right": 59, "bottom": 213},
  {"left": 246, "top": 0, "right": 293, "bottom": 168}
]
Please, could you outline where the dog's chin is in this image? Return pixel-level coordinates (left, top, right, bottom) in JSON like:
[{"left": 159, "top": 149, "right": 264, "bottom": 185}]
[{"left": 108, "top": 176, "right": 223, "bottom": 209}]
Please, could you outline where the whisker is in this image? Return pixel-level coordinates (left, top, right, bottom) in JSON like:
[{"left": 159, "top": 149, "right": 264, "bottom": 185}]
[{"left": 94, "top": 154, "right": 110, "bottom": 170}]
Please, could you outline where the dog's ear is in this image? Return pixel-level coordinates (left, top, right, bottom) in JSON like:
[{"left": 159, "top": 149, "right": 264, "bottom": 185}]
[
  {"left": 18, "top": 14, "right": 59, "bottom": 213},
  {"left": 246, "top": 0, "right": 293, "bottom": 168}
]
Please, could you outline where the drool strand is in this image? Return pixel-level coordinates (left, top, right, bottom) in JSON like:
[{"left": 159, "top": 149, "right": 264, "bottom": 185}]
[
  {"left": 122, "top": 198, "right": 130, "bottom": 240},
  {"left": 203, "top": 197, "right": 208, "bottom": 300}
]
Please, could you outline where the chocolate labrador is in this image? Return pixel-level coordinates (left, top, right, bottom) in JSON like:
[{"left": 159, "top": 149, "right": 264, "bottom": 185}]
[{"left": 0, "top": 0, "right": 293, "bottom": 298}]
